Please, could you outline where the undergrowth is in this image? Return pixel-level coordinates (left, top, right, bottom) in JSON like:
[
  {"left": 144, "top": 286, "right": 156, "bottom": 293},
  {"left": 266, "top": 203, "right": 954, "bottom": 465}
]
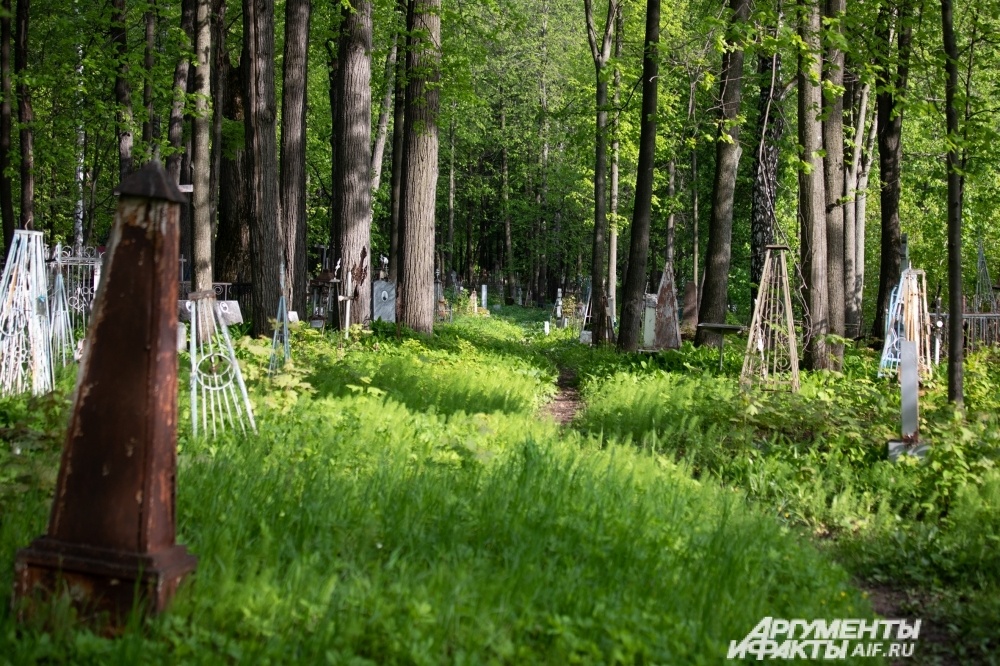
[{"left": 3, "top": 308, "right": 996, "bottom": 663}]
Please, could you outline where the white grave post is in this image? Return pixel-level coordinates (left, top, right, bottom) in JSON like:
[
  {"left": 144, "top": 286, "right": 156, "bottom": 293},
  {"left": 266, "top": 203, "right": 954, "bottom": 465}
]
[
  {"left": 544, "top": 321, "right": 550, "bottom": 335},
  {"left": 888, "top": 340, "right": 928, "bottom": 460},
  {"left": 481, "top": 284, "right": 487, "bottom": 311}
]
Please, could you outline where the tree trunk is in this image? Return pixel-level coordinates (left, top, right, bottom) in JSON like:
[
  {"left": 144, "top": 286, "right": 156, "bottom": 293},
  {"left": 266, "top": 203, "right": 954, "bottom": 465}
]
[
  {"left": 853, "top": 107, "right": 877, "bottom": 331},
  {"left": 799, "top": 0, "right": 828, "bottom": 369},
  {"left": 871, "top": 1, "right": 912, "bottom": 338},
  {"left": 398, "top": 0, "right": 440, "bottom": 333},
  {"left": 191, "top": 0, "right": 212, "bottom": 292},
  {"left": 666, "top": 159, "right": 676, "bottom": 268},
  {"left": 695, "top": 0, "right": 750, "bottom": 348},
  {"left": 750, "top": 45, "right": 783, "bottom": 305},
  {"left": 142, "top": 2, "right": 157, "bottom": 151},
  {"left": 166, "top": 0, "right": 194, "bottom": 269},
  {"left": 843, "top": 78, "right": 871, "bottom": 337},
  {"left": 281, "top": 0, "right": 311, "bottom": 314},
  {"left": 335, "top": 0, "right": 373, "bottom": 327},
  {"left": 387, "top": 0, "right": 406, "bottom": 282},
  {"left": 941, "top": 0, "right": 962, "bottom": 405},
  {"left": 823, "top": 0, "right": 846, "bottom": 367},
  {"left": 608, "top": 5, "right": 622, "bottom": 325},
  {"left": 215, "top": 58, "right": 250, "bottom": 284},
  {"left": 111, "top": 0, "right": 133, "bottom": 183},
  {"left": 445, "top": 110, "right": 455, "bottom": 285},
  {"left": 584, "top": 0, "right": 618, "bottom": 345},
  {"left": 371, "top": 35, "right": 395, "bottom": 194},
  {"left": 167, "top": 0, "right": 195, "bottom": 184},
  {"left": 14, "top": 0, "right": 32, "bottom": 230},
  {"left": 501, "top": 106, "right": 514, "bottom": 301},
  {"left": 617, "top": 0, "right": 659, "bottom": 352},
  {"left": 0, "top": 0, "right": 12, "bottom": 253},
  {"left": 242, "top": 0, "right": 284, "bottom": 336},
  {"left": 209, "top": 0, "right": 225, "bottom": 264}
]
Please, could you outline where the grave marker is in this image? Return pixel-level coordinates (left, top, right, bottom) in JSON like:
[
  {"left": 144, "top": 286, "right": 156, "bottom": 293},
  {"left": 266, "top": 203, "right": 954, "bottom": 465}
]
[
  {"left": 13, "top": 162, "right": 196, "bottom": 629},
  {"left": 888, "top": 340, "right": 929, "bottom": 460}
]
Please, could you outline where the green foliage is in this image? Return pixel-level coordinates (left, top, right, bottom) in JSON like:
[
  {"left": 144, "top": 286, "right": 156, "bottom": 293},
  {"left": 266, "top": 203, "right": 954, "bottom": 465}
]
[{"left": 0, "top": 312, "right": 876, "bottom": 664}]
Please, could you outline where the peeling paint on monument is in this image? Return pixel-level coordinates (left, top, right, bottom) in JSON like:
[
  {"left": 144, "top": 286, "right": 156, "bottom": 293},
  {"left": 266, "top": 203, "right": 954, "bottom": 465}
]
[{"left": 13, "top": 162, "right": 197, "bottom": 631}]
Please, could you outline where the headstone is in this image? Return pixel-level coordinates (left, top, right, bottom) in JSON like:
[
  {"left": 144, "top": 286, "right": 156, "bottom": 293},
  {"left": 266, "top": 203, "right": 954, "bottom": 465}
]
[
  {"left": 481, "top": 284, "right": 487, "bottom": 310},
  {"left": 13, "top": 162, "right": 197, "bottom": 630},
  {"left": 544, "top": 320, "right": 550, "bottom": 335},
  {"left": 372, "top": 280, "right": 396, "bottom": 323}
]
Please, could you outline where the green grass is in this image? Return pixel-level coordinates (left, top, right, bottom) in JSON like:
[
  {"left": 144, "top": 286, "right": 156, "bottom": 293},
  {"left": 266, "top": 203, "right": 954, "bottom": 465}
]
[{"left": 14, "top": 309, "right": 1000, "bottom": 663}]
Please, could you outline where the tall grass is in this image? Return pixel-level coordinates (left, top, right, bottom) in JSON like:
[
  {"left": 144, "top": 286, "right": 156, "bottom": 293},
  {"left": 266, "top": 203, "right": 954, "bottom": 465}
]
[{"left": 0, "top": 314, "right": 875, "bottom": 664}]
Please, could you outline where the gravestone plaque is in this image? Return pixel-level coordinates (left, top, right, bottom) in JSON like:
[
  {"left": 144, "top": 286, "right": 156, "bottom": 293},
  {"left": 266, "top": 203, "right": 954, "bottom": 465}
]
[{"left": 372, "top": 280, "right": 396, "bottom": 323}]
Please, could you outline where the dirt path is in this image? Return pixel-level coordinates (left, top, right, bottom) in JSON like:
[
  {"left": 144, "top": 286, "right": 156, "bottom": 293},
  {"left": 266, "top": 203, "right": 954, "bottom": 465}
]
[
  {"left": 545, "top": 367, "right": 582, "bottom": 426},
  {"left": 859, "top": 582, "right": 957, "bottom": 665}
]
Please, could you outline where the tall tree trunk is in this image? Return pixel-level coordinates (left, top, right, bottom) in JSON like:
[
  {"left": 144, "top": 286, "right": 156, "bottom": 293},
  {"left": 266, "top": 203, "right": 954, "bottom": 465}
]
[
  {"left": 666, "top": 159, "right": 676, "bottom": 268},
  {"left": 941, "top": 0, "right": 962, "bottom": 405},
  {"left": 243, "top": 0, "right": 284, "bottom": 336},
  {"left": 281, "top": 0, "right": 310, "bottom": 314},
  {"left": 583, "top": 0, "right": 618, "bottom": 345},
  {"left": 0, "top": 0, "right": 12, "bottom": 253},
  {"left": 325, "top": 39, "right": 341, "bottom": 268},
  {"left": 209, "top": 0, "right": 225, "bottom": 264},
  {"left": 191, "top": 0, "right": 212, "bottom": 292},
  {"left": 445, "top": 111, "right": 455, "bottom": 285},
  {"left": 111, "top": 0, "right": 133, "bottom": 182},
  {"left": 871, "top": 1, "right": 912, "bottom": 338},
  {"left": 215, "top": 58, "right": 250, "bottom": 283},
  {"left": 617, "top": 0, "right": 659, "bottom": 352},
  {"left": 608, "top": 5, "right": 622, "bottom": 325},
  {"left": 335, "top": 0, "right": 372, "bottom": 327},
  {"left": 167, "top": 0, "right": 195, "bottom": 184},
  {"left": 387, "top": 0, "right": 407, "bottom": 282},
  {"left": 843, "top": 78, "right": 872, "bottom": 337},
  {"left": 14, "top": 0, "right": 32, "bottom": 230},
  {"left": 398, "top": 0, "right": 440, "bottom": 333},
  {"left": 370, "top": 35, "right": 395, "bottom": 194},
  {"left": 536, "top": 2, "right": 550, "bottom": 305},
  {"left": 695, "top": 0, "right": 750, "bottom": 348},
  {"left": 142, "top": 2, "right": 157, "bottom": 151},
  {"left": 501, "top": 105, "right": 514, "bottom": 301},
  {"left": 749, "top": 44, "right": 783, "bottom": 305},
  {"left": 799, "top": 0, "right": 828, "bottom": 369},
  {"left": 853, "top": 104, "right": 877, "bottom": 330},
  {"left": 166, "top": 0, "right": 195, "bottom": 270},
  {"left": 823, "top": 0, "right": 846, "bottom": 367}
]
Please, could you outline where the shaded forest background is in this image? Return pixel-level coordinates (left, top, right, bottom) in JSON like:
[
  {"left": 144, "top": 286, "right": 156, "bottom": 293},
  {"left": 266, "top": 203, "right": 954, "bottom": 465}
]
[{"left": 0, "top": 0, "right": 995, "bottom": 356}]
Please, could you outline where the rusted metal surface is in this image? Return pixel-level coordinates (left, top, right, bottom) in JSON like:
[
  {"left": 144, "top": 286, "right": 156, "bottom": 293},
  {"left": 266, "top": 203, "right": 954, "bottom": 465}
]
[{"left": 14, "top": 162, "right": 196, "bottom": 631}]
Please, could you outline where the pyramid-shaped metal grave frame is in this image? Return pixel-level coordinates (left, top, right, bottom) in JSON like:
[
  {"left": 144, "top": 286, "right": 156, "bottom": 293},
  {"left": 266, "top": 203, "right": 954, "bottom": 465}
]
[
  {"left": 0, "top": 230, "right": 53, "bottom": 396},
  {"left": 188, "top": 291, "right": 256, "bottom": 438},
  {"left": 741, "top": 245, "right": 800, "bottom": 392},
  {"left": 879, "top": 268, "right": 932, "bottom": 379}
]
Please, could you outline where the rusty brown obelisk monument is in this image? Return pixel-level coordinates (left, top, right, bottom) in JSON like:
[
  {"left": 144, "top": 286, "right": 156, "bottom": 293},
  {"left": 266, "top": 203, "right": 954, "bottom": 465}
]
[{"left": 13, "top": 162, "right": 197, "bottom": 627}]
